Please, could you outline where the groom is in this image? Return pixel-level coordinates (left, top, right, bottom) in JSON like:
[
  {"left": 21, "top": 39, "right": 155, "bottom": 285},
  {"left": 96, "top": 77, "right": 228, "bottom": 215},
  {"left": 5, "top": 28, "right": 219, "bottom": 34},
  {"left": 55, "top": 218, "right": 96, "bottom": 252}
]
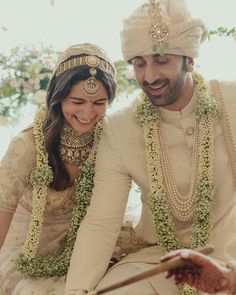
[{"left": 65, "top": 1, "right": 236, "bottom": 294}]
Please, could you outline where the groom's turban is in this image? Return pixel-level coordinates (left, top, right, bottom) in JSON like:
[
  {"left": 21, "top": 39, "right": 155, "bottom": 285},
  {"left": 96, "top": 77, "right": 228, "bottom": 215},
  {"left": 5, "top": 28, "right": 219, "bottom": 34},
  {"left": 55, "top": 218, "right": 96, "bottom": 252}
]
[{"left": 120, "top": 0, "right": 208, "bottom": 62}]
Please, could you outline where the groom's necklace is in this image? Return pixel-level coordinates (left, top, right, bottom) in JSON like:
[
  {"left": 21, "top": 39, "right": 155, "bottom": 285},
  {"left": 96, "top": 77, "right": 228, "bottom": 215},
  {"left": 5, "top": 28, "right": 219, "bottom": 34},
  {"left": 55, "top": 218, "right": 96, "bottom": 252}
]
[
  {"left": 135, "top": 72, "right": 220, "bottom": 295},
  {"left": 135, "top": 72, "right": 220, "bottom": 250},
  {"left": 157, "top": 102, "right": 200, "bottom": 221}
]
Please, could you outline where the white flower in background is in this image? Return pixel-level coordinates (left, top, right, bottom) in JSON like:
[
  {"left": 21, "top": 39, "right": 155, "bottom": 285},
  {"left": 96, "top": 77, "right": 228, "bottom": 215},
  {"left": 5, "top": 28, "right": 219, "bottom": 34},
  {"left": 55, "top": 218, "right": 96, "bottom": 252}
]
[
  {"left": 28, "top": 78, "right": 41, "bottom": 91},
  {"left": 9, "top": 78, "right": 21, "bottom": 88},
  {"left": 22, "top": 72, "right": 31, "bottom": 79},
  {"left": 30, "top": 49, "right": 40, "bottom": 58},
  {"left": 39, "top": 73, "right": 48, "bottom": 80},
  {"left": 0, "top": 45, "right": 59, "bottom": 124},
  {"left": 44, "top": 59, "right": 55, "bottom": 70},
  {"left": 34, "top": 90, "right": 46, "bottom": 104},
  {"left": 31, "top": 61, "right": 42, "bottom": 73},
  {"left": 23, "top": 86, "right": 30, "bottom": 94}
]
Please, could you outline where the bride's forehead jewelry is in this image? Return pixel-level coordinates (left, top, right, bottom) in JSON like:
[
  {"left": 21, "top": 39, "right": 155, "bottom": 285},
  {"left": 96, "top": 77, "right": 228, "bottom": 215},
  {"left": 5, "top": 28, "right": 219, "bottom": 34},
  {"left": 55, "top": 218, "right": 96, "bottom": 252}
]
[
  {"left": 82, "top": 56, "right": 99, "bottom": 97},
  {"left": 55, "top": 55, "right": 115, "bottom": 97}
]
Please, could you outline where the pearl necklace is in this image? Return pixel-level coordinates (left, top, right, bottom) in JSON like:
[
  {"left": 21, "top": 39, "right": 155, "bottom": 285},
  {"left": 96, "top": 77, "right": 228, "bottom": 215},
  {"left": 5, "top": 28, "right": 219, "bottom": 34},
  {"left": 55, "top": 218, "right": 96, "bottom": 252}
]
[
  {"left": 135, "top": 72, "right": 220, "bottom": 295},
  {"left": 157, "top": 116, "right": 199, "bottom": 221},
  {"left": 135, "top": 72, "right": 220, "bottom": 250}
]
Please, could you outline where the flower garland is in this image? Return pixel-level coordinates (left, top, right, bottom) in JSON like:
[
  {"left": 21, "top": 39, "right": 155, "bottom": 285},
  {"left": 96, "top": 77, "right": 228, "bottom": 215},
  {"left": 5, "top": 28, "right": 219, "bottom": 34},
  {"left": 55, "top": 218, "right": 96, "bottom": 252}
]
[
  {"left": 16, "top": 105, "right": 102, "bottom": 278},
  {"left": 135, "top": 72, "right": 220, "bottom": 295}
]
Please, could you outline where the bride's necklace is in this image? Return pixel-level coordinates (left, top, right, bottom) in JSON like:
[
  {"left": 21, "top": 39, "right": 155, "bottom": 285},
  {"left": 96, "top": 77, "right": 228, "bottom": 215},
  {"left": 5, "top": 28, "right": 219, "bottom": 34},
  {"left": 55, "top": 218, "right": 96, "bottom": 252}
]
[
  {"left": 59, "top": 122, "right": 94, "bottom": 166},
  {"left": 16, "top": 105, "right": 102, "bottom": 278}
]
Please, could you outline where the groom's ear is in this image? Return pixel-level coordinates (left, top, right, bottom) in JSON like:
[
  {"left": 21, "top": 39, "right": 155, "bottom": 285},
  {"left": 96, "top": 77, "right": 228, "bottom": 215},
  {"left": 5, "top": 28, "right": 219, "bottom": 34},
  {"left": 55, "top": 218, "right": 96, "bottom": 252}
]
[{"left": 186, "top": 57, "right": 194, "bottom": 72}]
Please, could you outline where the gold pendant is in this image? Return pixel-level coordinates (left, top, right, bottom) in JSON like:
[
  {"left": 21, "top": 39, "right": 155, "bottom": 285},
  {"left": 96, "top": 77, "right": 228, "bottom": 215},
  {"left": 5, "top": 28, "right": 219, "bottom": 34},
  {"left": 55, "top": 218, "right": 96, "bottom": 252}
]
[{"left": 82, "top": 76, "right": 99, "bottom": 97}]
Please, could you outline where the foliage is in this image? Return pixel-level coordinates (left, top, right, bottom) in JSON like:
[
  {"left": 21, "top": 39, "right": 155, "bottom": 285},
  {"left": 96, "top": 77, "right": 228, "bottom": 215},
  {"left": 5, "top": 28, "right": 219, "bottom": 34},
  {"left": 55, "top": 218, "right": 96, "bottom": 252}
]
[
  {"left": 0, "top": 45, "right": 59, "bottom": 124},
  {"left": 208, "top": 26, "right": 236, "bottom": 40},
  {"left": 114, "top": 60, "right": 138, "bottom": 96}
]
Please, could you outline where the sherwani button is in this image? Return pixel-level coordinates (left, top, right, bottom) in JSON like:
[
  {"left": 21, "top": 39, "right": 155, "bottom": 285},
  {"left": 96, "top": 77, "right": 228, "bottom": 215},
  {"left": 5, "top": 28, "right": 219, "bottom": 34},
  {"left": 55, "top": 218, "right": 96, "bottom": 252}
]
[{"left": 185, "top": 127, "right": 194, "bottom": 136}]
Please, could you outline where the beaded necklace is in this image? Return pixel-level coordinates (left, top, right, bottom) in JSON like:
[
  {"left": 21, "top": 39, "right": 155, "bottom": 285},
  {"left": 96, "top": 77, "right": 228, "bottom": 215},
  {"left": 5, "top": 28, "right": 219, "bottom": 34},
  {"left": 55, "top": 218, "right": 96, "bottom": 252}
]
[
  {"left": 16, "top": 105, "right": 102, "bottom": 277},
  {"left": 135, "top": 72, "right": 220, "bottom": 295}
]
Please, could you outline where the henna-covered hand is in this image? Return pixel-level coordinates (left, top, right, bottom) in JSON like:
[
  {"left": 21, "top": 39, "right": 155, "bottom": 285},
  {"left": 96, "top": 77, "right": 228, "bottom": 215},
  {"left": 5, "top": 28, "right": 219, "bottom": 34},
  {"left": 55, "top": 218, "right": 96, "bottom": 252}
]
[{"left": 160, "top": 249, "right": 236, "bottom": 294}]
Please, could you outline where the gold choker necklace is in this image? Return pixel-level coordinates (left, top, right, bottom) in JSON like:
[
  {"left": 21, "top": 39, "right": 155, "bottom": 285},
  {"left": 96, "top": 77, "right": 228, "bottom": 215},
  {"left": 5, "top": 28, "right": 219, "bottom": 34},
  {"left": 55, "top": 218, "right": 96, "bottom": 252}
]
[{"left": 59, "top": 123, "right": 94, "bottom": 165}]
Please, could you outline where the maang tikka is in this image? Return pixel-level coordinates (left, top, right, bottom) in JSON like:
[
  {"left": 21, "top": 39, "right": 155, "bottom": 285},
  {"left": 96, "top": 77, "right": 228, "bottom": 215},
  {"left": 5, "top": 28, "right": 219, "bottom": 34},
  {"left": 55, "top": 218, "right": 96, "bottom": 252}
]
[
  {"left": 81, "top": 55, "right": 100, "bottom": 97},
  {"left": 56, "top": 55, "right": 106, "bottom": 97}
]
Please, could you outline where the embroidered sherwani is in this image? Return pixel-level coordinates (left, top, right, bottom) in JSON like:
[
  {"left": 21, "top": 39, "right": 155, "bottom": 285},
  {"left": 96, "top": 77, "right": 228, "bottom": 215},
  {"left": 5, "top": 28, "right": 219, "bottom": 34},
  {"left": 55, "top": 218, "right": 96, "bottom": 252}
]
[{"left": 65, "top": 80, "right": 236, "bottom": 295}]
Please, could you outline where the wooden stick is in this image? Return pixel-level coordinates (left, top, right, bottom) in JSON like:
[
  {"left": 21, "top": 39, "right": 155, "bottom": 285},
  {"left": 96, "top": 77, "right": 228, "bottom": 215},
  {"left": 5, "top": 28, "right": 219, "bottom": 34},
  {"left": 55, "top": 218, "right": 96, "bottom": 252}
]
[{"left": 88, "top": 246, "right": 214, "bottom": 295}]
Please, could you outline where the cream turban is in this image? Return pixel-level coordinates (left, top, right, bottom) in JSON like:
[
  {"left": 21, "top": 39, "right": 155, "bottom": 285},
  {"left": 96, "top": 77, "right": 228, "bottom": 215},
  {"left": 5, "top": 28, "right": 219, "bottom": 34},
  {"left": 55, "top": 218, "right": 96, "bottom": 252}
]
[{"left": 120, "top": 0, "right": 208, "bottom": 62}]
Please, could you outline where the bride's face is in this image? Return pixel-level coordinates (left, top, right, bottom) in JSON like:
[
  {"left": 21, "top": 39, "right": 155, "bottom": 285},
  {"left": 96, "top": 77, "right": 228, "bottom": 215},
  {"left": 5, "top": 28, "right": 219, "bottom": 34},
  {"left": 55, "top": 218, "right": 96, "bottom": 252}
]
[{"left": 61, "top": 80, "right": 108, "bottom": 134}]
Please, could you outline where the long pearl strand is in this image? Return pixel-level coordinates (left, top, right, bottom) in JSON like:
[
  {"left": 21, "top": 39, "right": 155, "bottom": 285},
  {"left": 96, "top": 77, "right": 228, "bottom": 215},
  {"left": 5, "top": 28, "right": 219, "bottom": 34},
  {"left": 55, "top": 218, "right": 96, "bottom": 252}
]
[{"left": 157, "top": 120, "right": 200, "bottom": 221}]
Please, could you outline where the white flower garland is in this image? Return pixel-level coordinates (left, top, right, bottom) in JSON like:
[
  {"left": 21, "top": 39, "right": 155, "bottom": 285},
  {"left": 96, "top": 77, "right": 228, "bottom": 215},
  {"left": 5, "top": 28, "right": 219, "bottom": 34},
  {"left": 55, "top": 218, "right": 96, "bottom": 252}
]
[
  {"left": 135, "top": 72, "right": 220, "bottom": 295},
  {"left": 16, "top": 105, "right": 102, "bottom": 277}
]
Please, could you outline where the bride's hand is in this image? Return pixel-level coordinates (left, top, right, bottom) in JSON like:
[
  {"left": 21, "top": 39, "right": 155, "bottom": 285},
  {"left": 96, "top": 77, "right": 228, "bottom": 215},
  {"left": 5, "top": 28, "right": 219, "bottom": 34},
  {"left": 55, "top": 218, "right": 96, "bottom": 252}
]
[{"left": 160, "top": 249, "right": 236, "bottom": 294}]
